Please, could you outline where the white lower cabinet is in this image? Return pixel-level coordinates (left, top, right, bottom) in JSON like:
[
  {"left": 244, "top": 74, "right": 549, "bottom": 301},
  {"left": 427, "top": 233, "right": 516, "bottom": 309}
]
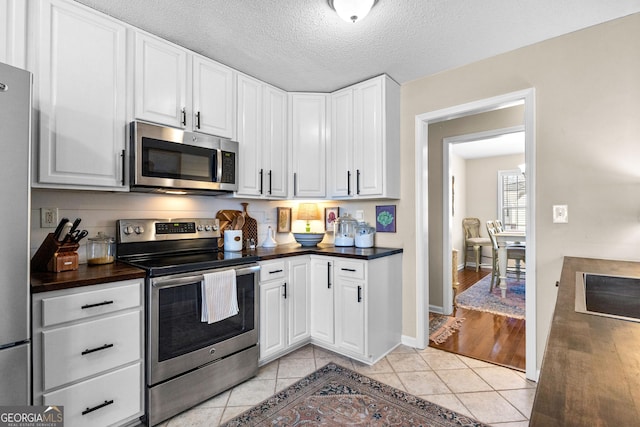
[
  {"left": 32, "top": 279, "right": 144, "bottom": 427},
  {"left": 310, "top": 254, "right": 402, "bottom": 364},
  {"left": 259, "top": 257, "right": 310, "bottom": 363}
]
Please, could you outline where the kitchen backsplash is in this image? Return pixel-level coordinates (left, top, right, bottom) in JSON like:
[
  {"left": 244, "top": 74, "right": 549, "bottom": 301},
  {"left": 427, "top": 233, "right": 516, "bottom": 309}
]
[{"left": 31, "top": 189, "right": 399, "bottom": 263}]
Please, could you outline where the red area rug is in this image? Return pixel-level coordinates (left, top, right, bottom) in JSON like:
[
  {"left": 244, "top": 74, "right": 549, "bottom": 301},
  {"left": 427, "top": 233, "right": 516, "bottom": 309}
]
[{"left": 223, "top": 363, "right": 488, "bottom": 426}]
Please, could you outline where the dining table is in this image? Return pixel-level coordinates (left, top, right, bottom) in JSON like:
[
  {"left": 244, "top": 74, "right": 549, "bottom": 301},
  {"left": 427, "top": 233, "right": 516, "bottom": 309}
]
[{"left": 494, "top": 230, "right": 526, "bottom": 298}]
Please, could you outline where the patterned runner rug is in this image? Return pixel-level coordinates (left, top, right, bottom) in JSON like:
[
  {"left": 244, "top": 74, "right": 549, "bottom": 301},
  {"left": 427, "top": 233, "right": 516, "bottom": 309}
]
[
  {"left": 455, "top": 274, "right": 525, "bottom": 319},
  {"left": 429, "top": 313, "right": 465, "bottom": 344},
  {"left": 222, "top": 363, "right": 488, "bottom": 426}
]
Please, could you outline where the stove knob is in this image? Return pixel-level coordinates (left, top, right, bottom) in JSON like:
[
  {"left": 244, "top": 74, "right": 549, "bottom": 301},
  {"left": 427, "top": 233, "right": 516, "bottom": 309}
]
[
  {"left": 134, "top": 226, "right": 144, "bottom": 234},
  {"left": 212, "top": 225, "right": 219, "bottom": 231},
  {"left": 205, "top": 225, "right": 212, "bottom": 231},
  {"left": 197, "top": 225, "right": 204, "bottom": 232},
  {"left": 124, "top": 226, "right": 134, "bottom": 235}
]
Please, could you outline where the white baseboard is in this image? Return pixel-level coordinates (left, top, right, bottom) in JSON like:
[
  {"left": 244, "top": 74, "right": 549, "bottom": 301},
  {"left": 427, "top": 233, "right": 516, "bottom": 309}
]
[
  {"left": 401, "top": 334, "right": 422, "bottom": 349},
  {"left": 429, "top": 305, "right": 444, "bottom": 314}
]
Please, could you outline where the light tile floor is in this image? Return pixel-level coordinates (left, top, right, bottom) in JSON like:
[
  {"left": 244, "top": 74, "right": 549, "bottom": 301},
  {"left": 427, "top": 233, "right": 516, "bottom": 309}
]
[{"left": 158, "top": 344, "right": 536, "bottom": 427}]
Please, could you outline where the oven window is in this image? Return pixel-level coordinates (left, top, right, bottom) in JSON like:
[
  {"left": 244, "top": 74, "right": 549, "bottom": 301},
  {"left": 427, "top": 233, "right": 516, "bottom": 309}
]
[
  {"left": 142, "top": 137, "right": 215, "bottom": 182},
  {"left": 157, "top": 273, "right": 255, "bottom": 362}
]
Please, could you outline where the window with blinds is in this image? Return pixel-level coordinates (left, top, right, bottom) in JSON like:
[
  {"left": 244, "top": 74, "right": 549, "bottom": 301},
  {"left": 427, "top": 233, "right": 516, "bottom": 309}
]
[{"left": 498, "top": 169, "right": 526, "bottom": 230}]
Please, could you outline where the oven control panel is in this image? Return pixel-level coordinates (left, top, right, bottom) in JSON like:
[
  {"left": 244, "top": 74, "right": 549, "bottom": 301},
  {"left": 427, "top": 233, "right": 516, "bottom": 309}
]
[{"left": 116, "top": 218, "right": 221, "bottom": 243}]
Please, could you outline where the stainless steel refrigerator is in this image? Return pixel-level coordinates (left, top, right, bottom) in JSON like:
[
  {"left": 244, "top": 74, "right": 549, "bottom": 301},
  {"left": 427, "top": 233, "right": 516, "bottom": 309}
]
[{"left": 0, "top": 61, "right": 32, "bottom": 405}]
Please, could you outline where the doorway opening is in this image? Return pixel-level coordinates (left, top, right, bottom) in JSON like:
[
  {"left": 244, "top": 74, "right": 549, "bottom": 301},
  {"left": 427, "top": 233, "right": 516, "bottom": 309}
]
[{"left": 414, "top": 89, "right": 537, "bottom": 381}]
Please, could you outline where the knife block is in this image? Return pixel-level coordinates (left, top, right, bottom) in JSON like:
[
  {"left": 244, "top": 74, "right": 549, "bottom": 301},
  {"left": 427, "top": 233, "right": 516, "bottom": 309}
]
[{"left": 31, "top": 233, "right": 80, "bottom": 273}]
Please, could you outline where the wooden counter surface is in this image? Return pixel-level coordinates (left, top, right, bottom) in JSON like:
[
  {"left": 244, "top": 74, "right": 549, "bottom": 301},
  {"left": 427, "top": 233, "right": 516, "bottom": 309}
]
[
  {"left": 530, "top": 256, "right": 640, "bottom": 426},
  {"left": 31, "top": 262, "right": 146, "bottom": 293}
]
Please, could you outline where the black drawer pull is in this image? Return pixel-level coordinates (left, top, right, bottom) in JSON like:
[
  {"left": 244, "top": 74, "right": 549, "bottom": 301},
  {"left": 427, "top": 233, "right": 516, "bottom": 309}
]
[
  {"left": 81, "top": 343, "right": 114, "bottom": 356},
  {"left": 283, "top": 282, "right": 287, "bottom": 299},
  {"left": 341, "top": 268, "right": 357, "bottom": 272},
  {"left": 81, "top": 300, "right": 114, "bottom": 309},
  {"left": 82, "top": 399, "right": 114, "bottom": 416},
  {"left": 327, "top": 262, "right": 332, "bottom": 289},
  {"left": 269, "top": 269, "right": 284, "bottom": 274},
  {"left": 357, "top": 285, "right": 362, "bottom": 303}
]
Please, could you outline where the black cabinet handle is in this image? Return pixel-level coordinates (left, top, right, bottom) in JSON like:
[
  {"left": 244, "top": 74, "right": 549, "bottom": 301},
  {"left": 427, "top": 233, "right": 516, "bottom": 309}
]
[
  {"left": 327, "top": 262, "right": 332, "bottom": 289},
  {"left": 81, "top": 343, "right": 114, "bottom": 356},
  {"left": 283, "top": 282, "right": 287, "bottom": 299},
  {"left": 357, "top": 285, "right": 362, "bottom": 303},
  {"left": 293, "top": 173, "right": 297, "bottom": 196},
  {"left": 120, "top": 149, "right": 125, "bottom": 186},
  {"left": 269, "top": 269, "right": 283, "bottom": 274},
  {"left": 81, "top": 300, "right": 114, "bottom": 309},
  {"left": 196, "top": 111, "right": 201, "bottom": 129},
  {"left": 347, "top": 170, "right": 351, "bottom": 195},
  {"left": 356, "top": 169, "right": 361, "bottom": 195},
  {"left": 181, "top": 108, "right": 186, "bottom": 126},
  {"left": 268, "top": 170, "right": 272, "bottom": 195},
  {"left": 259, "top": 169, "right": 264, "bottom": 194},
  {"left": 82, "top": 400, "right": 114, "bottom": 416},
  {"left": 341, "top": 268, "right": 357, "bottom": 272}
]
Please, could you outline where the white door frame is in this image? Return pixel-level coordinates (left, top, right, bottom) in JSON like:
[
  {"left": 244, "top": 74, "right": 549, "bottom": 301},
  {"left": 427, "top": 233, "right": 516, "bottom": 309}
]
[
  {"left": 442, "top": 125, "right": 525, "bottom": 315},
  {"left": 414, "top": 88, "right": 537, "bottom": 381}
]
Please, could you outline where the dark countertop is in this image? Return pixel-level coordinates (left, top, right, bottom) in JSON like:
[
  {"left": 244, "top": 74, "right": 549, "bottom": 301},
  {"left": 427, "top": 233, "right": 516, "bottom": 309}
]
[
  {"left": 31, "top": 262, "right": 147, "bottom": 293},
  {"left": 31, "top": 245, "right": 402, "bottom": 292},
  {"left": 530, "top": 256, "right": 640, "bottom": 426}
]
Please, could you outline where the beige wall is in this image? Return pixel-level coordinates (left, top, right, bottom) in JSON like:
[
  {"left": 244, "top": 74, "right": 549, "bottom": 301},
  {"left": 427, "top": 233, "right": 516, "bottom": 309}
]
[{"left": 401, "top": 13, "right": 640, "bottom": 368}]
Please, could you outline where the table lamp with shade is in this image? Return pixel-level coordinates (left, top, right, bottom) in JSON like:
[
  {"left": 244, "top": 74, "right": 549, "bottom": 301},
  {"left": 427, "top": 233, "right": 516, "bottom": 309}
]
[{"left": 293, "top": 203, "right": 325, "bottom": 246}]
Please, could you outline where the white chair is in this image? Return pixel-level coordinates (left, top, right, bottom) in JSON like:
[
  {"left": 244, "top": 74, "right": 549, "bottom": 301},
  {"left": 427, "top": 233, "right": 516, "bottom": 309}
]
[
  {"left": 462, "top": 218, "right": 492, "bottom": 272},
  {"left": 486, "top": 221, "right": 525, "bottom": 292}
]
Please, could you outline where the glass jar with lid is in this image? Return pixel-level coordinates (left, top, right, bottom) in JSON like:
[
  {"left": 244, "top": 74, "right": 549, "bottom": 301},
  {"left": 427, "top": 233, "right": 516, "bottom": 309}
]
[
  {"left": 355, "top": 222, "right": 375, "bottom": 248},
  {"left": 86, "top": 232, "right": 115, "bottom": 265},
  {"left": 334, "top": 214, "right": 358, "bottom": 247}
]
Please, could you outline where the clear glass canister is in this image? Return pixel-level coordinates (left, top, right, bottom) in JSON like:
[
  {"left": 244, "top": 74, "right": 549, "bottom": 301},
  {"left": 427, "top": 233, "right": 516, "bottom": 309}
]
[
  {"left": 334, "top": 214, "right": 358, "bottom": 247},
  {"left": 355, "top": 222, "right": 375, "bottom": 248},
  {"left": 86, "top": 232, "right": 115, "bottom": 265}
]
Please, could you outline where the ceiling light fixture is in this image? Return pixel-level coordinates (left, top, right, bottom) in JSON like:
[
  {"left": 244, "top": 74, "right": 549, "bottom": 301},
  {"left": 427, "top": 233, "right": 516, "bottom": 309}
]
[{"left": 328, "top": 0, "right": 378, "bottom": 23}]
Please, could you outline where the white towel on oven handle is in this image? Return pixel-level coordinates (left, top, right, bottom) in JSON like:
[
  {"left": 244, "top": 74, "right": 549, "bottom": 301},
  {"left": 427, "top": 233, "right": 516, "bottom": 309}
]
[{"left": 201, "top": 269, "right": 239, "bottom": 324}]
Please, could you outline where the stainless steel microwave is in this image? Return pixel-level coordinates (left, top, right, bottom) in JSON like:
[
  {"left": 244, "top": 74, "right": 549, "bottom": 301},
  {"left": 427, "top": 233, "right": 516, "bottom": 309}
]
[{"left": 129, "top": 121, "right": 238, "bottom": 195}]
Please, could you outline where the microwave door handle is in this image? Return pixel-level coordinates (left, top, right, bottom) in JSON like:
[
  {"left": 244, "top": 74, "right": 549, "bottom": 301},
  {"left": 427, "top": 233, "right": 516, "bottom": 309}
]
[{"left": 216, "top": 148, "right": 223, "bottom": 183}]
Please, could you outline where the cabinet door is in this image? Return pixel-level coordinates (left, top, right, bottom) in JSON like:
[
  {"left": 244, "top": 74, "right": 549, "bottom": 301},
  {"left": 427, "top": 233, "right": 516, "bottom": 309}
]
[
  {"left": 263, "top": 85, "right": 288, "bottom": 198},
  {"left": 236, "top": 74, "right": 263, "bottom": 197},
  {"left": 353, "top": 78, "right": 384, "bottom": 196},
  {"left": 259, "top": 280, "right": 286, "bottom": 360},
  {"left": 288, "top": 258, "right": 310, "bottom": 346},
  {"left": 335, "top": 278, "right": 365, "bottom": 356},
  {"left": 310, "top": 258, "right": 334, "bottom": 345},
  {"left": 192, "top": 55, "right": 234, "bottom": 138},
  {"left": 329, "top": 88, "right": 353, "bottom": 198},
  {"left": 37, "top": 0, "right": 127, "bottom": 189},
  {"left": 0, "top": 0, "right": 27, "bottom": 68},
  {"left": 290, "top": 94, "right": 326, "bottom": 198},
  {"left": 134, "top": 32, "right": 187, "bottom": 128}
]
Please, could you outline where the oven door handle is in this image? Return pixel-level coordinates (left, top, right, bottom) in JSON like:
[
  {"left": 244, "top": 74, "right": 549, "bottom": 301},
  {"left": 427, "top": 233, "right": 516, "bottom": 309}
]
[{"left": 151, "top": 264, "right": 260, "bottom": 289}]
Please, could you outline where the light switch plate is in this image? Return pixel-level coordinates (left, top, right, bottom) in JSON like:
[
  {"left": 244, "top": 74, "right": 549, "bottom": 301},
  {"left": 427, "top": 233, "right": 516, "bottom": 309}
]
[{"left": 553, "top": 205, "right": 568, "bottom": 223}]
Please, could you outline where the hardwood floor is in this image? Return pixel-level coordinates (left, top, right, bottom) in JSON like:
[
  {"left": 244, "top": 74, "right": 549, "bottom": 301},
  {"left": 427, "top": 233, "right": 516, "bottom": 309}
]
[{"left": 430, "top": 267, "right": 526, "bottom": 371}]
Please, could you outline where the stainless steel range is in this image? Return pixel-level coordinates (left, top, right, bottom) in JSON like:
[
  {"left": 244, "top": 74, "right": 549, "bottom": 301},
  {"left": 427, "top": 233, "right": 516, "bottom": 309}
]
[{"left": 116, "top": 218, "right": 260, "bottom": 426}]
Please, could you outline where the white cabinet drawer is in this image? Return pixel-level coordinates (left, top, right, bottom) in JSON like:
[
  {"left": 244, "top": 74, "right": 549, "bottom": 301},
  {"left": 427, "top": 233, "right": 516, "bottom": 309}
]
[
  {"left": 42, "top": 311, "right": 141, "bottom": 390},
  {"left": 335, "top": 260, "right": 365, "bottom": 280},
  {"left": 259, "top": 260, "right": 286, "bottom": 282},
  {"left": 43, "top": 363, "right": 142, "bottom": 427},
  {"left": 41, "top": 280, "right": 142, "bottom": 327}
]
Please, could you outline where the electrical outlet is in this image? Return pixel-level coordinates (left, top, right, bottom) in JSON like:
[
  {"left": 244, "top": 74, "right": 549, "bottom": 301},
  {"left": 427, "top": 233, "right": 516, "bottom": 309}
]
[
  {"left": 40, "top": 207, "right": 59, "bottom": 228},
  {"left": 553, "top": 205, "right": 568, "bottom": 223}
]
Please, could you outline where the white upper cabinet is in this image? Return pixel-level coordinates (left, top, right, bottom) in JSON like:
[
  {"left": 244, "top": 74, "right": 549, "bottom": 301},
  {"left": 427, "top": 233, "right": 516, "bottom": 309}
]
[
  {"left": 35, "top": 0, "right": 128, "bottom": 190},
  {"left": 290, "top": 93, "right": 327, "bottom": 199},
  {"left": 236, "top": 74, "right": 287, "bottom": 198},
  {"left": 134, "top": 33, "right": 235, "bottom": 138},
  {"left": 134, "top": 32, "right": 188, "bottom": 129},
  {"left": 192, "top": 55, "right": 234, "bottom": 138},
  {"left": 328, "top": 75, "right": 400, "bottom": 199},
  {"left": 0, "top": 0, "right": 27, "bottom": 69}
]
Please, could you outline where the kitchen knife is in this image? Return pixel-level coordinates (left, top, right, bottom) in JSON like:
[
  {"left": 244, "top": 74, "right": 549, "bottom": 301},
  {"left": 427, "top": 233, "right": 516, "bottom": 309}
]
[
  {"left": 53, "top": 217, "right": 69, "bottom": 240},
  {"left": 58, "top": 222, "right": 73, "bottom": 242},
  {"left": 69, "top": 218, "right": 81, "bottom": 234}
]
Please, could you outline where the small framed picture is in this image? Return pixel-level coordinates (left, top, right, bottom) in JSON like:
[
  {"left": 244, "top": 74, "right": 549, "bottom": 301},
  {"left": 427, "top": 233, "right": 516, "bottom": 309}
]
[
  {"left": 324, "top": 207, "right": 340, "bottom": 232},
  {"left": 375, "top": 205, "right": 396, "bottom": 232},
  {"left": 277, "top": 207, "right": 292, "bottom": 233}
]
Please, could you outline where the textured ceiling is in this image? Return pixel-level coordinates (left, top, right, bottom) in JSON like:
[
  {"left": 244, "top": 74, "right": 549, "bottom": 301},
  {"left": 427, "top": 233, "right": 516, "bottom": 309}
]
[{"left": 74, "top": 0, "right": 640, "bottom": 92}]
